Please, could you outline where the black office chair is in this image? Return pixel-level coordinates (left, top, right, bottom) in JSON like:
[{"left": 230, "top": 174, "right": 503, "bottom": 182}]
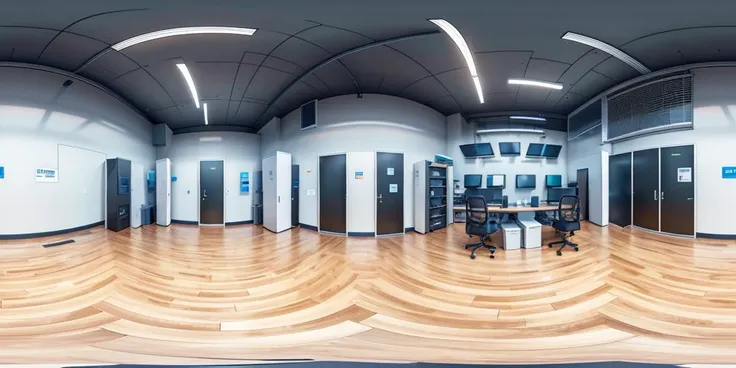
[
  {"left": 548, "top": 195, "right": 581, "bottom": 256},
  {"left": 465, "top": 195, "right": 499, "bottom": 259}
]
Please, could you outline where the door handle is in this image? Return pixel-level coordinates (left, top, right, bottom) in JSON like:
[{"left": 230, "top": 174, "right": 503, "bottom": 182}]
[
  {"left": 278, "top": 196, "right": 280, "bottom": 203},
  {"left": 687, "top": 197, "right": 694, "bottom": 200},
  {"left": 203, "top": 189, "right": 207, "bottom": 200},
  {"left": 653, "top": 190, "right": 657, "bottom": 200},
  {"left": 661, "top": 191, "right": 664, "bottom": 200},
  {"left": 377, "top": 193, "right": 383, "bottom": 199}
]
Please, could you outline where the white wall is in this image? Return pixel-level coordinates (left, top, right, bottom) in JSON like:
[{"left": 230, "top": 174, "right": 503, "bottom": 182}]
[
  {"left": 260, "top": 94, "right": 447, "bottom": 229},
  {"left": 610, "top": 67, "right": 736, "bottom": 236},
  {"left": 0, "top": 64, "right": 155, "bottom": 236},
  {"left": 567, "top": 125, "right": 607, "bottom": 226},
  {"left": 447, "top": 113, "right": 569, "bottom": 203},
  {"left": 347, "top": 152, "right": 376, "bottom": 234},
  {"left": 167, "top": 131, "right": 261, "bottom": 224}
]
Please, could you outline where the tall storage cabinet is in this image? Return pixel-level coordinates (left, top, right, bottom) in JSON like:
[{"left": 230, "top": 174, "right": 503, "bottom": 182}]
[
  {"left": 155, "top": 158, "right": 171, "bottom": 226},
  {"left": 413, "top": 161, "right": 448, "bottom": 234},
  {"left": 106, "top": 158, "right": 131, "bottom": 232},
  {"left": 262, "top": 151, "right": 292, "bottom": 233}
]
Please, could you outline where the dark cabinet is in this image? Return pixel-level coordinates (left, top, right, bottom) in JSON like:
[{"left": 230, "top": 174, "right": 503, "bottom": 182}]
[{"left": 107, "top": 158, "right": 131, "bottom": 232}]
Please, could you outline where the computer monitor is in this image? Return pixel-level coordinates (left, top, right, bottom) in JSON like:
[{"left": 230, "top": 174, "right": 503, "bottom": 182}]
[
  {"left": 546, "top": 174, "right": 562, "bottom": 188},
  {"left": 516, "top": 175, "right": 536, "bottom": 188},
  {"left": 526, "top": 143, "right": 544, "bottom": 157},
  {"left": 464, "top": 174, "right": 482, "bottom": 188},
  {"left": 498, "top": 142, "right": 521, "bottom": 156},
  {"left": 459, "top": 143, "right": 494, "bottom": 158},
  {"left": 486, "top": 174, "right": 505, "bottom": 188},
  {"left": 464, "top": 187, "right": 504, "bottom": 205},
  {"left": 542, "top": 144, "right": 562, "bottom": 158},
  {"left": 547, "top": 187, "right": 577, "bottom": 203}
]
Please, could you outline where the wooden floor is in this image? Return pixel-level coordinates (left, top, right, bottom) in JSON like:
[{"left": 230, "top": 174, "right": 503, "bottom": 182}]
[{"left": 1, "top": 222, "right": 736, "bottom": 365}]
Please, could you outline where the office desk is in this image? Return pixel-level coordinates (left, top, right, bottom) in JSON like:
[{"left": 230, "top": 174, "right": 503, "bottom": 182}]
[{"left": 452, "top": 204, "right": 557, "bottom": 222}]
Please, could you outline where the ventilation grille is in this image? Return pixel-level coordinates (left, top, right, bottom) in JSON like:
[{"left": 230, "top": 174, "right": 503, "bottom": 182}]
[
  {"left": 607, "top": 75, "right": 692, "bottom": 140},
  {"left": 568, "top": 99, "right": 602, "bottom": 139}
]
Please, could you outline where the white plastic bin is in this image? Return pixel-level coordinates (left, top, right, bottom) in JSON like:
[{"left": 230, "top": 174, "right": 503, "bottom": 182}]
[
  {"left": 500, "top": 222, "right": 521, "bottom": 250},
  {"left": 517, "top": 219, "right": 542, "bottom": 249}
]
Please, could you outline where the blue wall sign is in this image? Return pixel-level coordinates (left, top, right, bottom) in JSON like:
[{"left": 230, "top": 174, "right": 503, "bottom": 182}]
[
  {"left": 171, "top": 176, "right": 177, "bottom": 182},
  {"left": 723, "top": 166, "right": 736, "bottom": 179},
  {"left": 0, "top": 166, "right": 4, "bottom": 179},
  {"left": 240, "top": 172, "right": 249, "bottom": 193}
]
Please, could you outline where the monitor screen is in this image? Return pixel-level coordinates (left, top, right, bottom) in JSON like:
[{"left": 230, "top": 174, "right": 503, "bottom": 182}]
[
  {"left": 516, "top": 175, "right": 536, "bottom": 188},
  {"left": 547, "top": 187, "right": 577, "bottom": 203},
  {"left": 459, "top": 143, "right": 494, "bottom": 157},
  {"left": 526, "top": 143, "right": 544, "bottom": 157},
  {"left": 542, "top": 144, "right": 562, "bottom": 158},
  {"left": 546, "top": 175, "right": 562, "bottom": 187},
  {"left": 498, "top": 142, "right": 521, "bottom": 156},
  {"left": 486, "top": 174, "right": 505, "bottom": 188},
  {"left": 300, "top": 100, "right": 317, "bottom": 130},
  {"left": 464, "top": 174, "right": 482, "bottom": 188}
]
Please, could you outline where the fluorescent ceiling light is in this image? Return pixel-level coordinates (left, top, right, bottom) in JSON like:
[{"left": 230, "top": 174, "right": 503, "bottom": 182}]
[
  {"left": 562, "top": 32, "right": 650, "bottom": 74},
  {"left": 476, "top": 128, "right": 545, "bottom": 134},
  {"left": 111, "top": 26, "right": 257, "bottom": 51},
  {"left": 199, "top": 136, "right": 222, "bottom": 142},
  {"left": 429, "top": 19, "right": 484, "bottom": 104},
  {"left": 203, "top": 102, "right": 209, "bottom": 125},
  {"left": 176, "top": 63, "right": 200, "bottom": 109},
  {"left": 508, "top": 79, "right": 563, "bottom": 90},
  {"left": 509, "top": 116, "right": 547, "bottom": 122}
]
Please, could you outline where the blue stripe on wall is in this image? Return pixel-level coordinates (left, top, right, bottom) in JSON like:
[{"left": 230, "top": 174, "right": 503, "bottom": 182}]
[
  {"left": 225, "top": 220, "right": 254, "bottom": 226},
  {"left": 697, "top": 232, "right": 736, "bottom": 239},
  {"left": 299, "top": 223, "right": 318, "bottom": 231},
  {"left": 171, "top": 219, "right": 198, "bottom": 225},
  {"left": 347, "top": 232, "right": 375, "bottom": 237}
]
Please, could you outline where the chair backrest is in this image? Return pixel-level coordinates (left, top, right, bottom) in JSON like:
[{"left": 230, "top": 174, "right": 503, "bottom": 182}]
[
  {"left": 557, "top": 195, "right": 580, "bottom": 223},
  {"left": 465, "top": 195, "right": 488, "bottom": 225}
]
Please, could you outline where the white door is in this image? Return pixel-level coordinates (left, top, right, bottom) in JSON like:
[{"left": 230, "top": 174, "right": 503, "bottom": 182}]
[
  {"left": 262, "top": 154, "right": 278, "bottom": 232},
  {"left": 275, "top": 152, "right": 293, "bottom": 232},
  {"left": 156, "top": 158, "right": 171, "bottom": 226}
]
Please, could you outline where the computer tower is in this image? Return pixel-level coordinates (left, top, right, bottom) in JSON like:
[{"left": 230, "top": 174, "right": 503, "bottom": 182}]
[
  {"left": 502, "top": 195, "right": 509, "bottom": 208},
  {"left": 531, "top": 196, "right": 539, "bottom": 207},
  {"left": 106, "top": 158, "right": 131, "bottom": 232}
]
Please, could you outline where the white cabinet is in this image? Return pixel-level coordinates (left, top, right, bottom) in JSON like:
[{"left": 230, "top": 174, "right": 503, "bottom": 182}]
[
  {"left": 262, "top": 151, "right": 292, "bottom": 233},
  {"left": 155, "top": 158, "right": 171, "bottom": 226},
  {"left": 500, "top": 222, "right": 521, "bottom": 250},
  {"left": 517, "top": 219, "right": 542, "bottom": 249}
]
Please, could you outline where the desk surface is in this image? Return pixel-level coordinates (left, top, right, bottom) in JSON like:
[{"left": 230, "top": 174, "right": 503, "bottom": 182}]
[{"left": 453, "top": 204, "right": 558, "bottom": 213}]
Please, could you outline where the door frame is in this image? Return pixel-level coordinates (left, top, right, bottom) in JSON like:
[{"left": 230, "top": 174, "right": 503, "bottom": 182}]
[
  {"left": 317, "top": 152, "right": 348, "bottom": 236},
  {"left": 576, "top": 168, "right": 589, "bottom": 221},
  {"left": 198, "top": 159, "right": 226, "bottom": 226},
  {"left": 375, "top": 150, "right": 405, "bottom": 237},
  {"left": 618, "top": 143, "right": 696, "bottom": 238}
]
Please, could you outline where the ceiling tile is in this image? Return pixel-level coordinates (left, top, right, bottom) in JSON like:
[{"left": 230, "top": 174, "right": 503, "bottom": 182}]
[
  {"left": 0, "top": 27, "right": 55, "bottom": 63},
  {"left": 37, "top": 33, "right": 108, "bottom": 72},
  {"left": 77, "top": 50, "right": 140, "bottom": 82},
  {"left": 400, "top": 77, "right": 448, "bottom": 105},
  {"left": 262, "top": 56, "right": 303, "bottom": 76},
  {"left": 297, "top": 26, "right": 372, "bottom": 54},
  {"left": 109, "top": 68, "right": 174, "bottom": 112},
  {"left": 387, "top": 34, "right": 466, "bottom": 75},
  {"left": 270, "top": 37, "right": 330, "bottom": 68},
  {"left": 191, "top": 62, "right": 240, "bottom": 100},
  {"left": 243, "top": 67, "right": 294, "bottom": 102}
]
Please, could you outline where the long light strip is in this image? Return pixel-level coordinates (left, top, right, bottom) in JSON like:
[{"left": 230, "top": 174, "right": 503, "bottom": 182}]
[
  {"left": 476, "top": 128, "right": 545, "bottom": 134},
  {"left": 509, "top": 116, "right": 547, "bottom": 122},
  {"left": 111, "top": 27, "right": 257, "bottom": 51},
  {"left": 429, "top": 19, "right": 484, "bottom": 103},
  {"left": 176, "top": 63, "right": 200, "bottom": 109},
  {"left": 508, "top": 78, "right": 563, "bottom": 90},
  {"left": 562, "top": 32, "right": 650, "bottom": 74},
  {"left": 203, "top": 102, "right": 209, "bottom": 125}
]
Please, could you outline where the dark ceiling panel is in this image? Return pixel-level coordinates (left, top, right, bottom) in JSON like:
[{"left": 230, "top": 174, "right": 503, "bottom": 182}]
[
  {"left": 341, "top": 46, "right": 430, "bottom": 94},
  {"left": 272, "top": 81, "right": 318, "bottom": 114},
  {"left": 202, "top": 99, "right": 229, "bottom": 125},
  {"left": 400, "top": 77, "right": 448, "bottom": 105},
  {"left": 37, "top": 32, "right": 108, "bottom": 71},
  {"left": 297, "top": 26, "right": 372, "bottom": 54},
  {"left": 593, "top": 57, "right": 639, "bottom": 83},
  {"left": 556, "top": 51, "right": 610, "bottom": 88},
  {"left": 270, "top": 37, "right": 331, "bottom": 68},
  {"left": 228, "top": 63, "right": 260, "bottom": 105},
  {"left": 231, "top": 101, "right": 267, "bottom": 126},
  {"left": 425, "top": 94, "right": 459, "bottom": 115},
  {"left": 569, "top": 71, "right": 615, "bottom": 99},
  {"left": 388, "top": 34, "right": 465, "bottom": 75},
  {"left": 243, "top": 67, "right": 293, "bottom": 102},
  {"left": 241, "top": 52, "right": 267, "bottom": 65},
  {"left": 300, "top": 73, "right": 332, "bottom": 95},
  {"left": 0, "top": 27, "right": 55, "bottom": 63},
  {"left": 552, "top": 92, "right": 588, "bottom": 113},
  {"left": 311, "top": 62, "right": 356, "bottom": 97},
  {"left": 77, "top": 51, "right": 140, "bottom": 82},
  {"left": 149, "top": 106, "right": 181, "bottom": 126},
  {"left": 191, "top": 62, "right": 240, "bottom": 100},
  {"left": 117, "top": 34, "right": 250, "bottom": 66},
  {"left": 485, "top": 93, "right": 518, "bottom": 112},
  {"left": 261, "top": 56, "right": 302, "bottom": 76},
  {"left": 475, "top": 51, "right": 531, "bottom": 94},
  {"left": 109, "top": 68, "right": 174, "bottom": 112},
  {"left": 524, "top": 58, "right": 569, "bottom": 81},
  {"left": 433, "top": 68, "right": 474, "bottom": 112}
]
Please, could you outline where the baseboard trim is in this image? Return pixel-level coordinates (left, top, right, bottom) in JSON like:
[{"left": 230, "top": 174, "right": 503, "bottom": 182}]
[
  {"left": 0, "top": 221, "right": 105, "bottom": 240},
  {"left": 347, "top": 232, "right": 375, "bottom": 237},
  {"left": 697, "top": 232, "right": 736, "bottom": 239},
  {"left": 404, "top": 227, "right": 415, "bottom": 233},
  {"left": 171, "top": 219, "right": 198, "bottom": 225},
  {"left": 225, "top": 220, "right": 254, "bottom": 226},
  {"left": 299, "top": 223, "right": 318, "bottom": 231}
]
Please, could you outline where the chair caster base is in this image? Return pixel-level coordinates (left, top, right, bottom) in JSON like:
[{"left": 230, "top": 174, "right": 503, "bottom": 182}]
[
  {"left": 470, "top": 254, "right": 476, "bottom": 259},
  {"left": 574, "top": 247, "right": 579, "bottom": 252},
  {"left": 556, "top": 250, "right": 562, "bottom": 256},
  {"left": 490, "top": 254, "right": 495, "bottom": 259}
]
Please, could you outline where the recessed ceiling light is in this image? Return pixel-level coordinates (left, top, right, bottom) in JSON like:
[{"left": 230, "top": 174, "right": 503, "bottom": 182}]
[
  {"left": 111, "top": 26, "right": 257, "bottom": 51},
  {"left": 508, "top": 79, "right": 563, "bottom": 90},
  {"left": 176, "top": 63, "right": 200, "bottom": 109},
  {"left": 562, "top": 32, "right": 650, "bottom": 74},
  {"left": 509, "top": 116, "right": 547, "bottom": 122},
  {"left": 203, "top": 102, "right": 209, "bottom": 125},
  {"left": 476, "top": 128, "right": 545, "bottom": 134},
  {"left": 199, "top": 136, "right": 222, "bottom": 142},
  {"left": 429, "top": 19, "right": 484, "bottom": 104}
]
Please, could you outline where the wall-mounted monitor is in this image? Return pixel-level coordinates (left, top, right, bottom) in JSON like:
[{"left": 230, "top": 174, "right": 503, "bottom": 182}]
[
  {"left": 300, "top": 100, "right": 318, "bottom": 130},
  {"left": 498, "top": 142, "right": 521, "bottom": 156},
  {"left": 516, "top": 174, "right": 536, "bottom": 189},
  {"left": 464, "top": 174, "right": 482, "bottom": 188},
  {"left": 541, "top": 144, "right": 562, "bottom": 158},
  {"left": 486, "top": 174, "right": 506, "bottom": 188},
  {"left": 545, "top": 174, "right": 562, "bottom": 188},
  {"left": 526, "top": 143, "right": 544, "bottom": 157},
  {"left": 459, "top": 143, "right": 494, "bottom": 158}
]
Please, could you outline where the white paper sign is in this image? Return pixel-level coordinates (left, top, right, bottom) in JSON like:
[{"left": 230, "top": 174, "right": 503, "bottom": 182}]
[
  {"left": 492, "top": 175, "right": 504, "bottom": 187},
  {"left": 677, "top": 167, "right": 692, "bottom": 182},
  {"left": 387, "top": 167, "right": 394, "bottom": 176},
  {"left": 36, "top": 168, "right": 58, "bottom": 183},
  {"left": 389, "top": 184, "right": 398, "bottom": 193}
]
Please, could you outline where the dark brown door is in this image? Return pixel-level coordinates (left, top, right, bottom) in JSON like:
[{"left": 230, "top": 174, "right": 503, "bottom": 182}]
[
  {"left": 660, "top": 145, "right": 694, "bottom": 235},
  {"left": 576, "top": 169, "right": 589, "bottom": 221},
  {"left": 200, "top": 161, "right": 224, "bottom": 224},
  {"left": 319, "top": 154, "right": 346, "bottom": 234},
  {"left": 633, "top": 149, "right": 659, "bottom": 231},
  {"left": 376, "top": 152, "right": 404, "bottom": 235},
  {"left": 609, "top": 153, "right": 632, "bottom": 227}
]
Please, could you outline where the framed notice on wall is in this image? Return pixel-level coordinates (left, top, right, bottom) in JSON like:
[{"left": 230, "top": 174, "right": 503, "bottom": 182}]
[
  {"left": 36, "top": 168, "right": 58, "bottom": 183},
  {"left": 240, "top": 172, "right": 249, "bottom": 193}
]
